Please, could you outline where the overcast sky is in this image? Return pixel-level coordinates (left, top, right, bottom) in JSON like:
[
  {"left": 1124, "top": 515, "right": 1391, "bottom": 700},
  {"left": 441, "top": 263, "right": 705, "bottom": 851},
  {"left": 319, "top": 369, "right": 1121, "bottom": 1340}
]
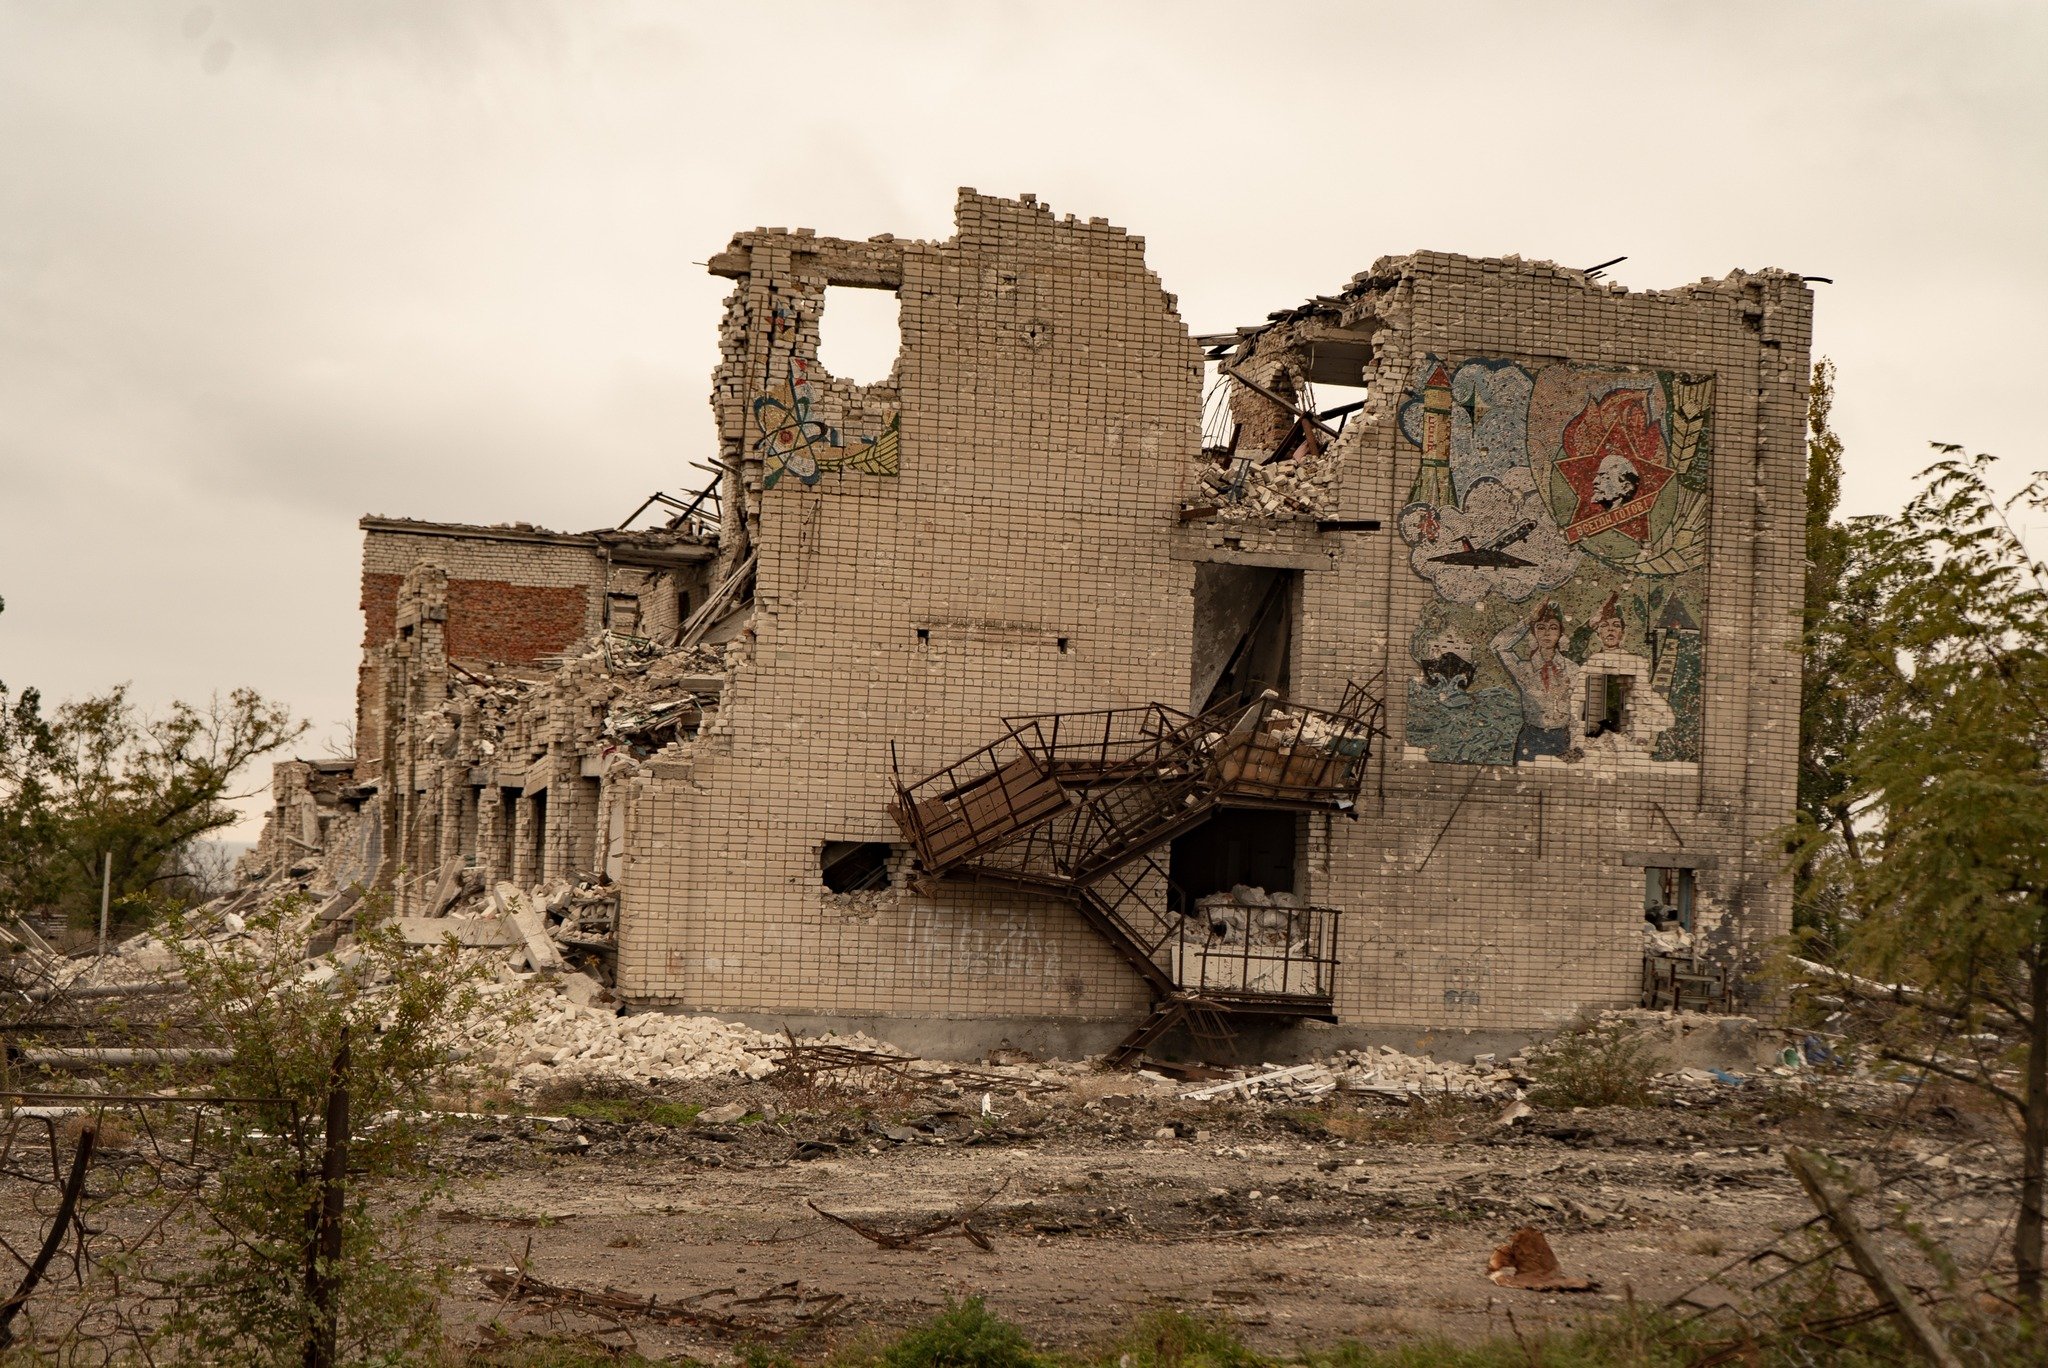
[{"left": 3, "top": 1, "right": 2043, "bottom": 838}]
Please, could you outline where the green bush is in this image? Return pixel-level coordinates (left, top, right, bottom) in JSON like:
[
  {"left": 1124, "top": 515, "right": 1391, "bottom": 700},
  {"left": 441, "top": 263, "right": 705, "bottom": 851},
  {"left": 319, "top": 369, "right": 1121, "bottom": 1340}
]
[
  {"left": 153, "top": 894, "right": 483, "bottom": 1367},
  {"left": 1524, "top": 1019, "right": 1665, "bottom": 1109},
  {"left": 878, "top": 1298, "right": 1042, "bottom": 1368}
]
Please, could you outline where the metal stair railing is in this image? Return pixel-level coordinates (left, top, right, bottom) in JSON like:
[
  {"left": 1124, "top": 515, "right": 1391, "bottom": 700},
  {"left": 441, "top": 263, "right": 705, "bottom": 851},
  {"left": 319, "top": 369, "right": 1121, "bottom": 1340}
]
[{"left": 889, "top": 681, "right": 1385, "bottom": 1027}]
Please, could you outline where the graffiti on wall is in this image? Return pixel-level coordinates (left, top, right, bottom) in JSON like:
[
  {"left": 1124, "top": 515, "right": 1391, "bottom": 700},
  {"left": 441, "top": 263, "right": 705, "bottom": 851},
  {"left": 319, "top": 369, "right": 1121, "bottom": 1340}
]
[
  {"left": 754, "top": 358, "right": 901, "bottom": 489},
  {"left": 1399, "top": 357, "right": 1711, "bottom": 767}
]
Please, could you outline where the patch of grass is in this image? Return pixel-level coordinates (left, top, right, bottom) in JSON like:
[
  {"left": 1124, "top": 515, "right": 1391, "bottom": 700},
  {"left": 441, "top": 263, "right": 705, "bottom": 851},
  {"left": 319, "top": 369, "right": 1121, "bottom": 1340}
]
[
  {"left": 1524, "top": 1020, "right": 1665, "bottom": 1110},
  {"left": 445, "top": 1297, "right": 2015, "bottom": 1368},
  {"left": 1107, "top": 1310, "right": 1266, "bottom": 1368},
  {"left": 459, "top": 1334, "right": 668, "bottom": 1367},
  {"left": 1309, "top": 1305, "right": 1715, "bottom": 1368}
]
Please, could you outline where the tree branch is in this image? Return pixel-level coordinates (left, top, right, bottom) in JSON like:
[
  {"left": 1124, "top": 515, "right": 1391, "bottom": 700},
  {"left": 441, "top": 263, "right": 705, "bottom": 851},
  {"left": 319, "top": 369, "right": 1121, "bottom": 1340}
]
[{"left": 1879, "top": 1048, "right": 2024, "bottom": 1112}]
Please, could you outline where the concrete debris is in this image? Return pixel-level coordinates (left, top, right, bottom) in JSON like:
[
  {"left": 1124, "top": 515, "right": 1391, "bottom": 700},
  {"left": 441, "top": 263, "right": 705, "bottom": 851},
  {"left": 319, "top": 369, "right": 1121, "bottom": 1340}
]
[
  {"left": 1172, "top": 1048, "right": 1520, "bottom": 1104},
  {"left": 461, "top": 987, "right": 895, "bottom": 1094},
  {"left": 1324, "top": 1046, "right": 1520, "bottom": 1098},
  {"left": 1180, "top": 1064, "right": 1323, "bottom": 1101},
  {"left": 1190, "top": 442, "right": 1341, "bottom": 523},
  {"left": 397, "top": 916, "right": 521, "bottom": 948}
]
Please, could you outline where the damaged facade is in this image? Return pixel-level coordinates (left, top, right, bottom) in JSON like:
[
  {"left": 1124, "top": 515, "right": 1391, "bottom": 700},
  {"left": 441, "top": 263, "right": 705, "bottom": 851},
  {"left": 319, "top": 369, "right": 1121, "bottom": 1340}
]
[{"left": 257, "top": 189, "right": 1812, "bottom": 1057}]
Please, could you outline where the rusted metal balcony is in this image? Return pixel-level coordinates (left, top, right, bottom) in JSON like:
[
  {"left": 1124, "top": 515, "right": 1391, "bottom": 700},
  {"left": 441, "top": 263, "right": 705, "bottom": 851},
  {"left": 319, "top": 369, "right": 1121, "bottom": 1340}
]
[
  {"left": 885, "top": 722, "right": 1069, "bottom": 874},
  {"left": 1209, "top": 685, "right": 1381, "bottom": 811}
]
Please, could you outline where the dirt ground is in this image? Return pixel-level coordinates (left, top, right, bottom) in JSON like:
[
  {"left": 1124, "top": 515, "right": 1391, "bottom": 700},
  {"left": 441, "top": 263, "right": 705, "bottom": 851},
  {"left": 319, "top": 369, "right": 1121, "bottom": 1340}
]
[{"left": 425, "top": 1069, "right": 2007, "bottom": 1361}]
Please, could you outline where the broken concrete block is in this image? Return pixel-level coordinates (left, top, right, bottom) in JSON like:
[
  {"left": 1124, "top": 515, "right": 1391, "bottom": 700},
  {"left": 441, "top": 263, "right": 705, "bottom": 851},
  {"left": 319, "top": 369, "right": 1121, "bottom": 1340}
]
[
  {"left": 560, "top": 971, "right": 613, "bottom": 1010},
  {"left": 397, "top": 916, "right": 522, "bottom": 948},
  {"left": 498, "top": 882, "right": 565, "bottom": 972}
]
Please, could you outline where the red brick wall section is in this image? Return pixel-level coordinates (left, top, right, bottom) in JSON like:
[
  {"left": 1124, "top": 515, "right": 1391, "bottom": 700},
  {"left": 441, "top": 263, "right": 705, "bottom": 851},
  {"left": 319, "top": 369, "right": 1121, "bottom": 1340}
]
[
  {"left": 362, "top": 572, "right": 403, "bottom": 650},
  {"left": 446, "top": 579, "right": 589, "bottom": 663},
  {"left": 359, "top": 571, "right": 590, "bottom": 665}
]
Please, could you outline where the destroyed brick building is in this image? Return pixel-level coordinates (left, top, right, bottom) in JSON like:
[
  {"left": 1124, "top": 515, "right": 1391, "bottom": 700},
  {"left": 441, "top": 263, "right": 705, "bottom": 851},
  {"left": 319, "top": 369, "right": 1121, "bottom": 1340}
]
[{"left": 256, "top": 189, "right": 1814, "bottom": 1059}]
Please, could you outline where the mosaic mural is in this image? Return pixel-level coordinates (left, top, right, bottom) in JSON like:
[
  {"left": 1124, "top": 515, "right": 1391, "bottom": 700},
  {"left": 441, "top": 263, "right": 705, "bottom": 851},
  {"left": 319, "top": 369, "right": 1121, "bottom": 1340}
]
[
  {"left": 1398, "top": 357, "right": 1712, "bottom": 766},
  {"left": 754, "top": 357, "right": 901, "bottom": 490}
]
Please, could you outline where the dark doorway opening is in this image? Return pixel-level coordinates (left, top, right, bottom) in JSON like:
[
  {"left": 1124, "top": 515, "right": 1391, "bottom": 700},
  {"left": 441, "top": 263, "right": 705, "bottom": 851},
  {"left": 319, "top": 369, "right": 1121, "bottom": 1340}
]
[
  {"left": 496, "top": 788, "right": 518, "bottom": 875},
  {"left": 1191, "top": 563, "right": 1298, "bottom": 711},
  {"left": 530, "top": 789, "right": 549, "bottom": 877},
  {"left": 1168, "top": 808, "right": 1302, "bottom": 912}
]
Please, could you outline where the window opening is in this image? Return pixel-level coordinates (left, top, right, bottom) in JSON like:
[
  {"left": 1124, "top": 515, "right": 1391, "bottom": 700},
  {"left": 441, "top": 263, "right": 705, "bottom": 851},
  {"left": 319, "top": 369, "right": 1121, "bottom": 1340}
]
[
  {"left": 815, "top": 286, "right": 902, "bottom": 387},
  {"left": 1644, "top": 867, "right": 1695, "bottom": 931},
  {"left": 820, "top": 840, "right": 894, "bottom": 894},
  {"left": 496, "top": 787, "right": 517, "bottom": 875}
]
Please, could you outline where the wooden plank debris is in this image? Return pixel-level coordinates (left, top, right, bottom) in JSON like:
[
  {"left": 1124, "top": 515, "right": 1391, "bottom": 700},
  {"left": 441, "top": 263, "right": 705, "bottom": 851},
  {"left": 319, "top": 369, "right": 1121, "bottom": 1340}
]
[{"left": 1180, "top": 1063, "right": 1321, "bottom": 1101}]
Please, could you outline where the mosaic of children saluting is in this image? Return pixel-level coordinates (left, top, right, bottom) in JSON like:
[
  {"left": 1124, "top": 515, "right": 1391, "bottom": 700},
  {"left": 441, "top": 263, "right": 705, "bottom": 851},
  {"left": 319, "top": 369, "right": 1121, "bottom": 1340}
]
[{"left": 1491, "top": 600, "right": 1581, "bottom": 761}]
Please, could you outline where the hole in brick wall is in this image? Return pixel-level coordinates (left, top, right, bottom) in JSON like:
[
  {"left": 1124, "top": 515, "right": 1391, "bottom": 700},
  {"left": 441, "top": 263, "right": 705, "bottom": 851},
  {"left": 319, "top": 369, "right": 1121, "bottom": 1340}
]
[
  {"left": 816, "top": 286, "right": 902, "bottom": 387},
  {"left": 1192, "top": 564, "right": 1297, "bottom": 711},
  {"left": 1056, "top": 637, "right": 1069, "bottom": 653},
  {"left": 916, "top": 627, "right": 930, "bottom": 643},
  {"left": 820, "top": 841, "right": 894, "bottom": 894},
  {"left": 1584, "top": 673, "right": 1633, "bottom": 737}
]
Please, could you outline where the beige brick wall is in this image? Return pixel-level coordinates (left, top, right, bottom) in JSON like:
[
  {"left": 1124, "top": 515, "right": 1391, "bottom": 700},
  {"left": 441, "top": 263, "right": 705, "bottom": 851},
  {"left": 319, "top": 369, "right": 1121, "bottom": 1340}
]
[
  {"left": 619, "top": 193, "right": 1197, "bottom": 1020},
  {"left": 617, "top": 196, "right": 1812, "bottom": 1035}
]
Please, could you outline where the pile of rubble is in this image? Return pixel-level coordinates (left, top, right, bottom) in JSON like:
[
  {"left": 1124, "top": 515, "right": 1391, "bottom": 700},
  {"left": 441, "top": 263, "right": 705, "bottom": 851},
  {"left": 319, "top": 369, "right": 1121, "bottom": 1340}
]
[
  {"left": 1328, "top": 1046, "right": 1520, "bottom": 1097},
  {"left": 1187, "top": 445, "right": 1339, "bottom": 522},
  {"left": 465, "top": 988, "right": 876, "bottom": 1090},
  {"left": 1, "top": 865, "right": 894, "bottom": 1098}
]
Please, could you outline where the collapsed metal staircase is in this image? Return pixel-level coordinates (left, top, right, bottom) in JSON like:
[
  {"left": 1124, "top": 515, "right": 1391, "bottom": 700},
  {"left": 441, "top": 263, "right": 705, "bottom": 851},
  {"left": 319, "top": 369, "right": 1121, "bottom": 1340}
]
[{"left": 888, "top": 684, "right": 1384, "bottom": 1065}]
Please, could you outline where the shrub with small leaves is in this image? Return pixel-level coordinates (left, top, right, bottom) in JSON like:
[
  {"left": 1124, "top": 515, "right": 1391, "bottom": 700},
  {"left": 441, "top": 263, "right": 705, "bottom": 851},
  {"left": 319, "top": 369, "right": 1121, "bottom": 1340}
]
[
  {"left": 878, "top": 1297, "right": 1044, "bottom": 1368},
  {"left": 1524, "top": 1019, "right": 1665, "bottom": 1110},
  {"left": 152, "top": 893, "right": 482, "bottom": 1367}
]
